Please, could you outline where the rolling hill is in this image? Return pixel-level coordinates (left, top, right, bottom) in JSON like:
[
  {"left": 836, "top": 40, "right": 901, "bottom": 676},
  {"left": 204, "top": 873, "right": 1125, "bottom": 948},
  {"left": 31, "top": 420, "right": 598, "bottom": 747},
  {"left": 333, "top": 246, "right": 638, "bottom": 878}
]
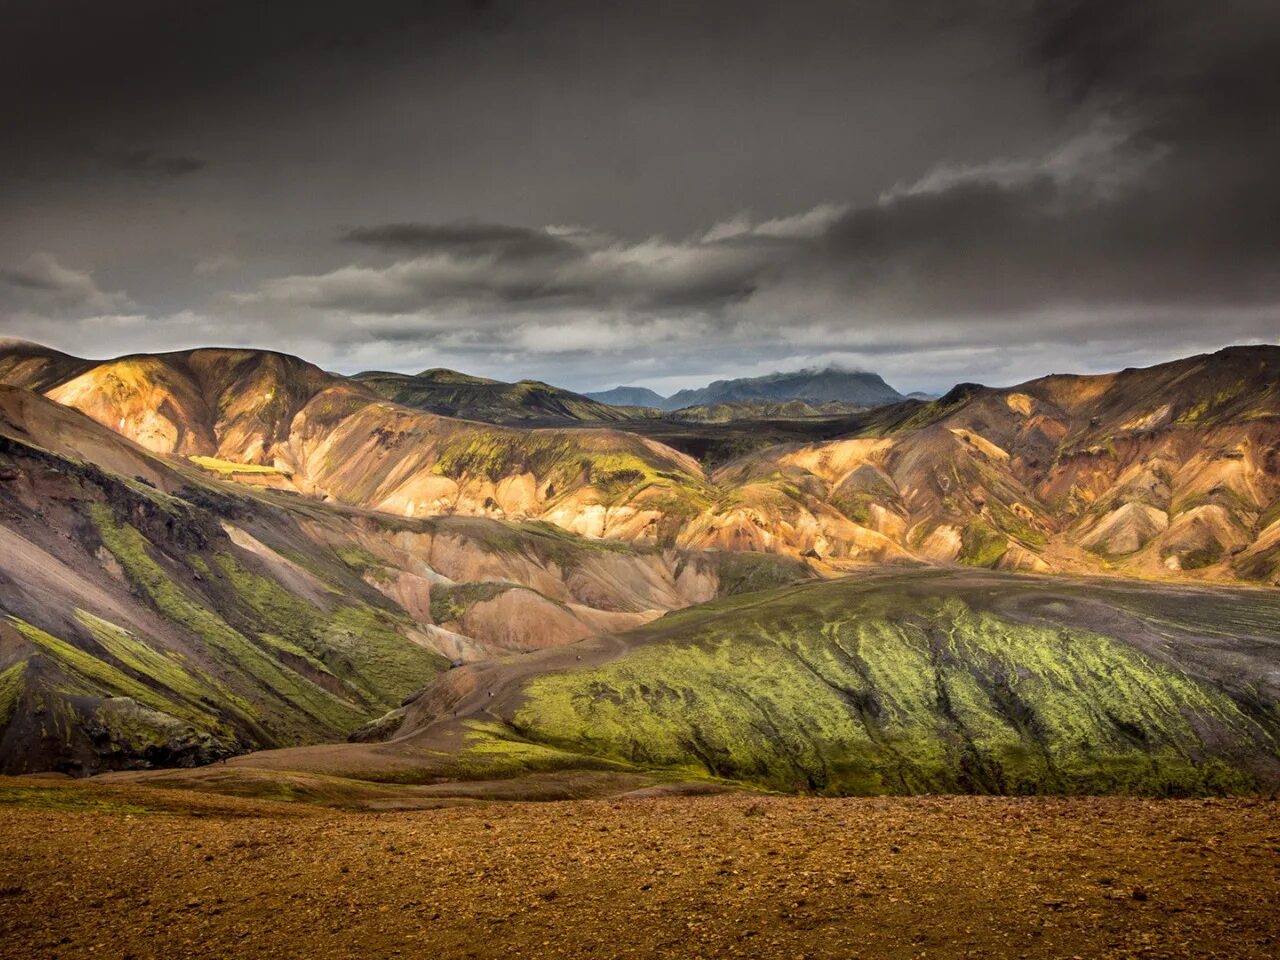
[
  {"left": 1, "top": 338, "right": 1279, "bottom": 788},
  {"left": 0, "top": 343, "right": 716, "bottom": 543},
  {"left": 681, "top": 346, "right": 1280, "bottom": 582},
  {"left": 146, "top": 568, "right": 1280, "bottom": 800},
  {"left": 495, "top": 570, "right": 1280, "bottom": 795}
]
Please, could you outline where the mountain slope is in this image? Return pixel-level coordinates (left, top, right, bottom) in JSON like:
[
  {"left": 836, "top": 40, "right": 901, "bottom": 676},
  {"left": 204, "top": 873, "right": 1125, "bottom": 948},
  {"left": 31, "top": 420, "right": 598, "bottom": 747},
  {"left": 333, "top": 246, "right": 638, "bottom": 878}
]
[
  {"left": 0, "top": 387, "right": 447, "bottom": 773},
  {"left": 583, "top": 386, "right": 667, "bottom": 408},
  {"left": 681, "top": 346, "right": 1280, "bottom": 582},
  {"left": 355, "top": 369, "right": 648, "bottom": 424},
  {"left": 3, "top": 341, "right": 1280, "bottom": 585},
  {"left": 0, "top": 384, "right": 805, "bottom": 773},
  {"left": 0, "top": 343, "right": 715, "bottom": 544},
  {"left": 504, "top": 572, "right": 1280, "bottom": 794},
  {"left": 195, "top": 569, "right": 1280, "bottom": 798},
  {"left": 0, "top": 339, "right": 94, "bottom": 392}
]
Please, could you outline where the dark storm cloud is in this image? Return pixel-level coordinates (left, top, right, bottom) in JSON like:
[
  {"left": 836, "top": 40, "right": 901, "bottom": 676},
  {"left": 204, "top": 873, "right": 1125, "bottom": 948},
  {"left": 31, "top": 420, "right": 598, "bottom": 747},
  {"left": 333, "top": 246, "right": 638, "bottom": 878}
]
[
  {"left": 1, "top": 1, "right": 1277, "bottom": 394},
  {"left": 110, "top": 150, "right": 207, "bottom": 179},
  {"left": 0, "top": 254, "right": 129, "bottom": 311},
  {"left": 343, "top": 222, "right": 576, "bottom": 261},
  {"left": 0, "top": 2, "right": 497, "bottom": 126},
  {"left": 261, "top": 223, "right": 774, "bottom": 312},
  {"left": 241, "top": 1, "right": 1280, "bottom": 332}
]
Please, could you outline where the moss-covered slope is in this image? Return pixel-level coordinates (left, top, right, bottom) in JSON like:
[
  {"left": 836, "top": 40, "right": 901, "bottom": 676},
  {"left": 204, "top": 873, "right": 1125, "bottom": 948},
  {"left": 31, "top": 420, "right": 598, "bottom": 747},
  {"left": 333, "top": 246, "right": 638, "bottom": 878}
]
[
  {"left": 354, "top": 369, "right": 646, "bottom": 424},
  {"left": 500, "top": 572, "right": 1280, "bottom": 795},
  {"left": 0, "top": 422, "right": 448, "bottom": 774}
]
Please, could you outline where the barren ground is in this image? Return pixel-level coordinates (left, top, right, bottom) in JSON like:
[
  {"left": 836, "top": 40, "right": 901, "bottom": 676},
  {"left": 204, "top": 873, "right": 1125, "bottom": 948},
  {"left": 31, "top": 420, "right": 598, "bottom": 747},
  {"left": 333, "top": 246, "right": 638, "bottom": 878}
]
[{"left": 1, "top": 778, "right": 1277, "bottom": 959}]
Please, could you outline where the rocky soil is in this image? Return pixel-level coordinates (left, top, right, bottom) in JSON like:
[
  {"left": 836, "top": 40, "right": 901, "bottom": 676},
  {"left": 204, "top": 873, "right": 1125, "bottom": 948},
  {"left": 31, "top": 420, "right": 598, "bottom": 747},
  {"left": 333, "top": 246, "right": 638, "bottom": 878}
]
[{"left": 1, "top": 778, "right": 1277, "bottom": 959}]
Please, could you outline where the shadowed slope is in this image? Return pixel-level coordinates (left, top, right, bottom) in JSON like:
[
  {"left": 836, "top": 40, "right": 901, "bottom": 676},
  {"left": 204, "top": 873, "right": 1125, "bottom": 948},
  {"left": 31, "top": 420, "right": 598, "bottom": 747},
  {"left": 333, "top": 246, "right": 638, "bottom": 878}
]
[{"left": 355, "top": 368, "right": 649, "bottom": 424}]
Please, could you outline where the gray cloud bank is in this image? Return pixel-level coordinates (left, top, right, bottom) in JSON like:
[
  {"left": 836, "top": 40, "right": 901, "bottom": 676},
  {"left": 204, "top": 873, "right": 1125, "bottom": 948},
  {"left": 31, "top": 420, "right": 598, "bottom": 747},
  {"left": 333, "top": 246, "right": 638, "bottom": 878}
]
[{"left": 1, "top": 1, "right": 1277, "bottom": 393}]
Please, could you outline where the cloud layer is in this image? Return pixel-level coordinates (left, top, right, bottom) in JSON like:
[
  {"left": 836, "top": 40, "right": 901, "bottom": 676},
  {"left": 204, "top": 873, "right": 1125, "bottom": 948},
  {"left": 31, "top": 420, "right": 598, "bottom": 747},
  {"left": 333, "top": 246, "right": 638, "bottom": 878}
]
[{"left": 1, "top": 2, "right": 1277, "bottom": 393}]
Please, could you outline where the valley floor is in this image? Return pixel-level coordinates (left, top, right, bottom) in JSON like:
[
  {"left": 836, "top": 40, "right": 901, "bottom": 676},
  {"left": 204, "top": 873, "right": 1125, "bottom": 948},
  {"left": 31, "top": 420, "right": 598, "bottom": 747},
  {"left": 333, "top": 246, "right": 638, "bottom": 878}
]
[{"left": 1, "top": 779, "right": 1277, "bottom": 959}]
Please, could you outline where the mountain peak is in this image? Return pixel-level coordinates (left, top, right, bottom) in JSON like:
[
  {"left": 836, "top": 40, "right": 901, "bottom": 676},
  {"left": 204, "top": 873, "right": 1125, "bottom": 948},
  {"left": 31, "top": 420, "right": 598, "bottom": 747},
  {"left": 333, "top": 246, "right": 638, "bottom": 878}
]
[
  {"left": 587, "top": 367, "right": 903, "bottom": 412},
  {"left": 664, "top": 367, "right": 902, "bottom": 411}
]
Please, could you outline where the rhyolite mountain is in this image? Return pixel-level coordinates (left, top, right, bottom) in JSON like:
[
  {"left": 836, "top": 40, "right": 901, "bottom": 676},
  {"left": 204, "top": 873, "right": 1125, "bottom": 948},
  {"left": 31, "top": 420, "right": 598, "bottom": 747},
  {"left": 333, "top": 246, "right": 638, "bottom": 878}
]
[
  {"left": 586, "top": 367, "right": 905, "bottom": 411},
  {"left": 1, "top": 337, "right": 1280, "bottom": 789},
  {"left": 2, "top": 340, "right": 1279, "bottom": 583},
  {"left": 0, "top": 381, "right": 803, "bottom": 774}
]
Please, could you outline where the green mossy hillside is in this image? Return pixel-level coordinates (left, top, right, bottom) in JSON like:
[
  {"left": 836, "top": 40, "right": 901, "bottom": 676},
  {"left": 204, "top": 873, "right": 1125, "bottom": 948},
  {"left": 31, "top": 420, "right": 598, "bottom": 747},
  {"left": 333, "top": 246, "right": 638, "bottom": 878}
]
[
  {"left": 713, "top": 552, "right": 815, "bottom": 596},
  {"left": 87, "top": 503, "right": 446, "bottom": 746},
  {"left": 510, "top": 578, "right": 1278, "bottom": 796},
  {"left": 429, "top": 582, "right": 514, "bottom": 625},
  {"left": 427, "top": 429, "right": 709, "bottom": 510}
]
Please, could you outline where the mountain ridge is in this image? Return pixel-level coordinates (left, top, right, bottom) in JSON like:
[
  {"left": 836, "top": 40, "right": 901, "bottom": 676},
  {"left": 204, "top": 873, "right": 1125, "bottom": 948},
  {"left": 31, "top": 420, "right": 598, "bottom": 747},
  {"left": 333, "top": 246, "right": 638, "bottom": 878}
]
[
  {"left": 586, "top": 366, "right": 904, "bottom": 411},
  {"left": 354, "top": 368, "right": 648, "bottom": 424},
  {"left": 2, "top": 340, "right": 1279, "bottom": 585},
  {"left": 0, "top": 382, "right": 803, "bottom": 773}
]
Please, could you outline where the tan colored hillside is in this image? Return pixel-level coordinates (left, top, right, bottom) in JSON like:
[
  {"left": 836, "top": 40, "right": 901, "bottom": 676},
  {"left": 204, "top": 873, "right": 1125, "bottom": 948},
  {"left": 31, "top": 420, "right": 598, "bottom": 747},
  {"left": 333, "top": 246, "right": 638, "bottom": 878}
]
[
  {"left": 689, "top": 346, "right": 1280, "bottom": 582},
  {"left": 4, "top": 345, "right": 713, "bottom": 544}
]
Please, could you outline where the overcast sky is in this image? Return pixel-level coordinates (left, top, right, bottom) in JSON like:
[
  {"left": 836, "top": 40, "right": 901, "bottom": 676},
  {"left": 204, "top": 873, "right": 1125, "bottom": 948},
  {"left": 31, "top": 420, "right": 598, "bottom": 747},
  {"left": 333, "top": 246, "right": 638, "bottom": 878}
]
[{"left": 1, "top": 0, "right": 1277, "bottom": 394}]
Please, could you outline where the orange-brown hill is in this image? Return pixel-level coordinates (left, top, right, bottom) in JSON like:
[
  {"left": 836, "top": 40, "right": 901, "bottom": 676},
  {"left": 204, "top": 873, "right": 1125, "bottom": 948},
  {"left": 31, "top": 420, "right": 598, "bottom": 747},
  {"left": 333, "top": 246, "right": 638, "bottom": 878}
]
[
  {"left": 694, "top": 345, "right": 1280, "bottom": 581},
  {"left": 0, "top": 343, "right": 713, "bottom": 544}
]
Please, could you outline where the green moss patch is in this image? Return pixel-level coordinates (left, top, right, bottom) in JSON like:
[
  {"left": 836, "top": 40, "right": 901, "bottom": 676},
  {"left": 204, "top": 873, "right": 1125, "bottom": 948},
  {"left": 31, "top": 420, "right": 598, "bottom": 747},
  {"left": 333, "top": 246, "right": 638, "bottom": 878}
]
[
  {"left": 0, "top": 784, "right": 151, "bottom": 815},
  {"left": 959, "top": 520, "right": 1009, "bottom": 567},
  {"left": 430, "top": 581, "right": 514, "bottom": 624},
  {"left": 714, "top": 552, "right": 813, "bottom": 596},
  {"left": 455, "top": 720, "right": 636, "bottom": 779},
  {"left": 9, "top": 617, "right": 200, "bottom": 725},
  {"left": 188, "top": 455, "right": 291, "bottom": 476},
  {"left": 0, "top": 660, "right": 27, "bottom": 728},
  {"left": 89, "top": 503, "right": 367, "bottom": 736}
]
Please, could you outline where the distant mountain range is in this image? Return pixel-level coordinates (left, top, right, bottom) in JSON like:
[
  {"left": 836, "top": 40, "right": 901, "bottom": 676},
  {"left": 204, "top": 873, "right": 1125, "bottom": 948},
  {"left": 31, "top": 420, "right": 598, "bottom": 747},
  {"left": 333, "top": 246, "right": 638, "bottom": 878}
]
[
  {"left": 586, "top": 367, "right": 904, "bottom": 411},
  {"left": 352, "top": 365, "right": 910, "bottom": 425}
]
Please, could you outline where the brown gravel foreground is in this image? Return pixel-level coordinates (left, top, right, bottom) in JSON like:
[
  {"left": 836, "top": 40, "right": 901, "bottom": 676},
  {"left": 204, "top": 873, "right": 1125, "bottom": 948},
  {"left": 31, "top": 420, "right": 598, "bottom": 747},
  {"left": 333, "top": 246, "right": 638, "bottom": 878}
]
[{"left": 1, "top": 785, "right": 1278, "bottom": 960}]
